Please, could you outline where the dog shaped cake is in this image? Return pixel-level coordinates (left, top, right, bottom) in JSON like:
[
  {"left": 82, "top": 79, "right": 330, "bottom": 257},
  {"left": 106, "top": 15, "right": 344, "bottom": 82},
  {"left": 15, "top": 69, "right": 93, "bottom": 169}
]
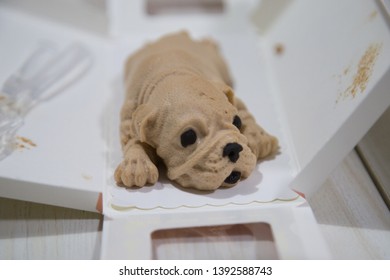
[{"left": 114, "top": 32, "right": 278, "bottom": 191}]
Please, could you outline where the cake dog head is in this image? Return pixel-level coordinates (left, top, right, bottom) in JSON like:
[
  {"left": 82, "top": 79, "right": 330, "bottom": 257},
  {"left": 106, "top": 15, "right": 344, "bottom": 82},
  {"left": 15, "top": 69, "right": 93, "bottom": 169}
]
[{"left": 130, "top": 74, "right": 257, "bottom": 190}]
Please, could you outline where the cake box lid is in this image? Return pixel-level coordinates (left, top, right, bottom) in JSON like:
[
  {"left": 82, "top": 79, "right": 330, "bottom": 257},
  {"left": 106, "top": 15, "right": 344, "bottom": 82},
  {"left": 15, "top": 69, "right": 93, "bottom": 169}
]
[{"left": 0, "top": 7, "right": 111, "bottom": 212}]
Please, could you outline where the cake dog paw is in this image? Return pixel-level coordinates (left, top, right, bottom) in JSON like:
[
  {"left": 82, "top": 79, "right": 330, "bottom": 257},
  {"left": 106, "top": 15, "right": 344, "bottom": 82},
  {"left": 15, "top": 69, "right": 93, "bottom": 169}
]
[{"left": 115, "top": 32, "right": 278, "bottom": 191}]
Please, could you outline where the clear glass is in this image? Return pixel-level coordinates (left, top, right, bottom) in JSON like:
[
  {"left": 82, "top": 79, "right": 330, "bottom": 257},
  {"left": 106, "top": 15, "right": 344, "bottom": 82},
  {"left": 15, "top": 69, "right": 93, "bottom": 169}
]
[{"left": 0, "top": 42, "right": 92, "bottom": 160}]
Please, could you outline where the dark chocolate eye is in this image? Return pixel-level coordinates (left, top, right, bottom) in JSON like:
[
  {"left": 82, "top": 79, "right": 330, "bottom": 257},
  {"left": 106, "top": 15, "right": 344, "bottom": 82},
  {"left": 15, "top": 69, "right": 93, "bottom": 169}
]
[
  {"left": 180, "top": 129, "right": 197, "bottom": 147},
  {"left": 233, "top": 115, "right": 242, "bottom": 130}
]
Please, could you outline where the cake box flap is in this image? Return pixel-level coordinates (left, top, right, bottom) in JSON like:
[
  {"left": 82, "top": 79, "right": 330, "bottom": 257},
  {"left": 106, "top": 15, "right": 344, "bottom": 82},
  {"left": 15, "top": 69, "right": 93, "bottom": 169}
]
[
  {"left": 254, "top": 0, "right": 390, "bottom": 197},
  {"left": 0, "top": 8, "right": 112, "bottom": 212}
]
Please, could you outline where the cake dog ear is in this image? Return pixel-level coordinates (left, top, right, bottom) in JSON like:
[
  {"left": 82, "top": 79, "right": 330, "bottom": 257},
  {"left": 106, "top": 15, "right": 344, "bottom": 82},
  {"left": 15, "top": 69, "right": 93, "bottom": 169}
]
[
  {"left": 212, "top": 80, "right": 235, "bottom": 105},
  {"left": 223, "top": 85, "right": 235, "bottom": 105},
  {"left": 130, "top": 104, "right": 159, "bottom": 147}
]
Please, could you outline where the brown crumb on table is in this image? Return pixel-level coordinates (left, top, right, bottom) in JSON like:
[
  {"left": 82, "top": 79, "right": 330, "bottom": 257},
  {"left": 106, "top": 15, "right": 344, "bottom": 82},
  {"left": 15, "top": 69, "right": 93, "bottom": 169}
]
[
  {"left": 274, "top": 43, "right": 284, "bottom": 55},
  {"left": 82, "top": 174, "right": 93, "bottom": 181},
  {"left": 16, "top": 136, "right": 37, "bottom": 150},
  {"left": 369, "top": 10, "right": 378, "bottom": 21},
  {"left": 17, "top": 144, "right": 26, "bottom": 150},
  {"left": 345, "top": 43, "right": 381, "bottom": 98},
  {"left": 17, "top": 136, "right": 37, "bottom": 147},
  {"left": 336, "top": 43, "right": 382, "bottom": 102},
  {"left": 343, "top": 66, "right": 350, "bottom": 75}
]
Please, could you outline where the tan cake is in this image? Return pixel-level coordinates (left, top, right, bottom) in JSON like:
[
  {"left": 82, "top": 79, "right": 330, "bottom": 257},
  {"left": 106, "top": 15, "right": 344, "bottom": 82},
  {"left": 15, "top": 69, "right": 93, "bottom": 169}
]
[{"left": 114, "top": 31, "right": 278, "bottom": 191}]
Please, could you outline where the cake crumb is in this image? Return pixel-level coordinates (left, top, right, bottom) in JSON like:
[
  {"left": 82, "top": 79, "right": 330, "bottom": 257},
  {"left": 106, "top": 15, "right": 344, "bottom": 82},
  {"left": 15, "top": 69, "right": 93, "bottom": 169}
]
[
  {"left": 15, "top": 136, "right": 37, "bottom": 151},
  {"left": 369, "top": 10, "right": 378, "bottom": 21},
  {"left": 17, "top": 136, "right": 37, "bottom": 147},
  {"left": 345, "top": 43, "right": 381, "bottom": 98},
  {"left": 274, "top": 43, "right": 284, "bottom": 55},
  {"left": 82, "top": 174, "right": 93, "bottom": 181},
  {"left": 337, "top": 43, "right": 382, "bottom": 102}
]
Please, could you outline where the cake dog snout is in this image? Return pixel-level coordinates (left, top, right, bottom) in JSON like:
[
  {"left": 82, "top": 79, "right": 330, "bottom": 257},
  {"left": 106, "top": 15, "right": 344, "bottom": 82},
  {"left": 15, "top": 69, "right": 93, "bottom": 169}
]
[{"left": 223, "top": 142, "right": 243, "bottom": 163}]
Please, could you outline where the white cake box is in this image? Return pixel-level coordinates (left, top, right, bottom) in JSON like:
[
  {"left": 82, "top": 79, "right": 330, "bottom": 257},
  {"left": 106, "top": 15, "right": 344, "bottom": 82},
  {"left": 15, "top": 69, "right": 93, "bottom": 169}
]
[{"left": 0, "top": 0, "right": 389, "bottom": 259}]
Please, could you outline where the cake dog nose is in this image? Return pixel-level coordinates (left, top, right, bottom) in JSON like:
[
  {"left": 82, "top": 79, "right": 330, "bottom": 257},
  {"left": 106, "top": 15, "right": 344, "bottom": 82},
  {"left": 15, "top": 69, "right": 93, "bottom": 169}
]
[
  {"left": 223, "top": 143, "right": 243, "bottom": 163},
  {"left": 224, "top": 171, "right": 241, "bottom": 184}
]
